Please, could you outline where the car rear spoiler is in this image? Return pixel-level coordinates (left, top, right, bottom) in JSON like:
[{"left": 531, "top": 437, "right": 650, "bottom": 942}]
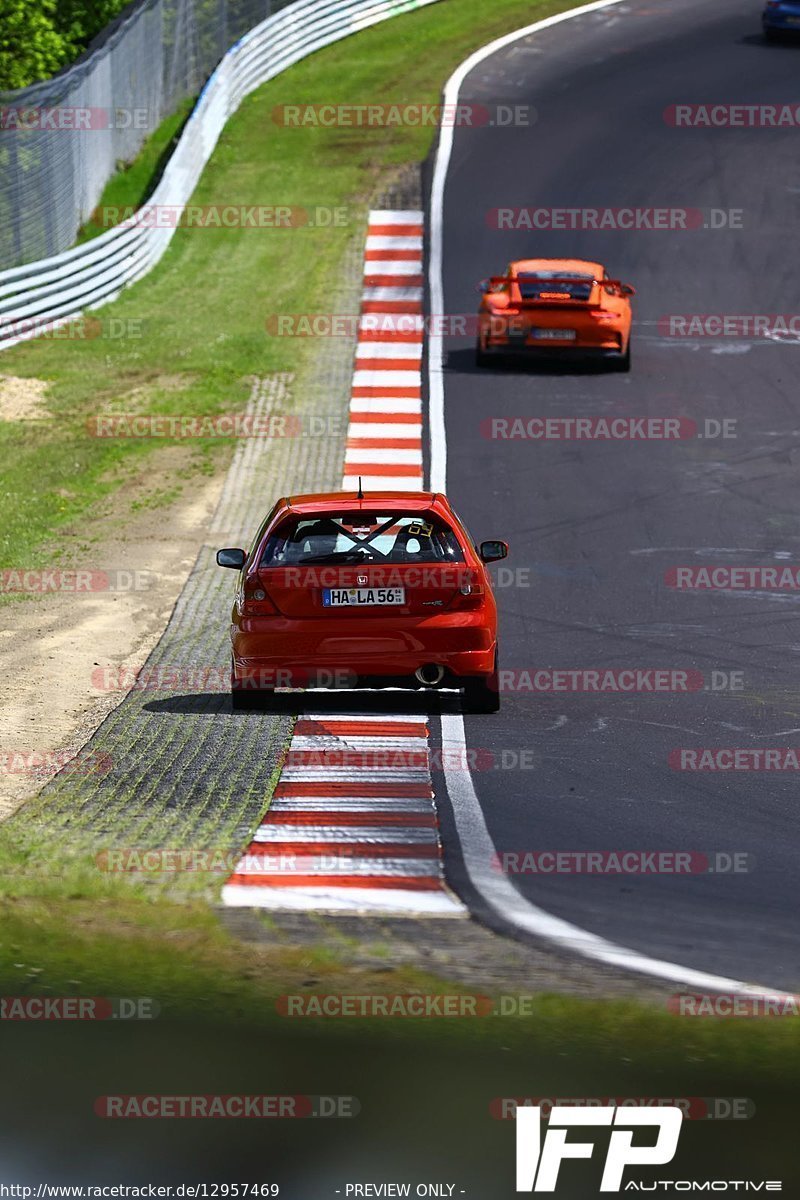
[{"left": 480, "top": 276, "right": 635, "bottom": 299}]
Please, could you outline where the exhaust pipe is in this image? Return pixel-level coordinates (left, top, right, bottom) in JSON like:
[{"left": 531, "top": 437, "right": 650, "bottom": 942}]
[{"left": 415, "top": 663, "right": 445, "bottom": 688}]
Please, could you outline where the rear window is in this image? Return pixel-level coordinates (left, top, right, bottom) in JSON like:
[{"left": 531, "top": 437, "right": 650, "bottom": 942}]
[
  {"left": 517, "top": 272, "right": 594, "bottom": 301},
  {"left": 260, "top": 512, "right": 465, "bottom": 566}
]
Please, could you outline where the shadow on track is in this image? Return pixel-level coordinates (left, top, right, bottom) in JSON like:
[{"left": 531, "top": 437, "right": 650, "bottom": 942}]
[
  {"left": 445, "top": 346, "right": 618, "bottom": 376},
  {"left": 740, "top": 32, "right": 800, "bottom": 48},
  {"left": 144, "top": 689, "right": 467, "bottom": 716}
]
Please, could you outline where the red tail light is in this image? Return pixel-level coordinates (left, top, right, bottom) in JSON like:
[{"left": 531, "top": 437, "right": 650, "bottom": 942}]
[
  {"left": 239, "top": 583, "right": 278, "bottom": 616},
  {"left": 448, "top": 580, "right": 486, "bottom": 611}
]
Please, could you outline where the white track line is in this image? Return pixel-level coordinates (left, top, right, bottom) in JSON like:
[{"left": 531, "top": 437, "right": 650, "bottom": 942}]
[{"left": 427, "top": 0, "right": 792, "bottom": 997}]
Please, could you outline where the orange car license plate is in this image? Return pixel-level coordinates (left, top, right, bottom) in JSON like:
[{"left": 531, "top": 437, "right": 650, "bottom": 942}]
[{"left": 532, "top": 328, "right": 577, "bottom": 341}]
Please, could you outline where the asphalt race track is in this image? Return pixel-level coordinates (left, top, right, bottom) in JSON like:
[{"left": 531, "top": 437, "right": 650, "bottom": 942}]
[{"left": 429, "top": 0, "right": 800, "bottom": 990}]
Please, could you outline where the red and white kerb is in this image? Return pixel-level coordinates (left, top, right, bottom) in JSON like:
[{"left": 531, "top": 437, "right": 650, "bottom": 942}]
[
  {"left": 343, "top": 210, "right": 424, "bottom": 491},
  {"left": 221, "top": 212, "right": 463, "bottom": 915}
]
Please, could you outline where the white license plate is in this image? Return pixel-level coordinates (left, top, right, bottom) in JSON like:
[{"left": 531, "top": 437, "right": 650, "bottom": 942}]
[
  {"left": 532, "top": 328, "right": 577, "bottom": 341},
  {"left": 323, "top": 587, "right": 406, "bottom": 607}
]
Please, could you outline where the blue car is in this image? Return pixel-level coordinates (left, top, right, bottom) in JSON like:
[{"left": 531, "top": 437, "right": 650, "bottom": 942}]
[{"left": 763, "top": 0, "right": 800, "bottom": 38}]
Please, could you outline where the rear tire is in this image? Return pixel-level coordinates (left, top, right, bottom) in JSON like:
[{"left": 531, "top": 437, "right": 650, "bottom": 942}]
[
  {"left": 461, "top": 654, "right": 500, "bottom": 714},
  {"left": 611, "top": 342, "right": 631, "bottom": 373},
  {"left": 231, "top": 662, "right": 272, "bottom": 710},
  {"left": 475, "top": 340, "right": 491, "bottom": 368}
]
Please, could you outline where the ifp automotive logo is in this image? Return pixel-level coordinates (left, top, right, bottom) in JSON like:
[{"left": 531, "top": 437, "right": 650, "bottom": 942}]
[
  {"left": 515, "top": 1105, "right": 783, "bottom": 1192},
  {"left": 515, "top": 1105, "right": 683, "bottom": 1192}
]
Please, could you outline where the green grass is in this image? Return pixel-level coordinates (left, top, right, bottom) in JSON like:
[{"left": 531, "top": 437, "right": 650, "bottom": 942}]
[
  {"left": 75, "top": 98, "right": 197, "bottom": 244},
  {"left": 3, "top": 888, "right": 798, "bottom": 1187},
  {"left": 1, "top": 0, "right": 575, "bottom": 571},
  {"left": 1, "top": 799, "right": 800, "bottom": 1087},
  {"left": 2, "top": 886, "right": 800, "bottom": 1080}
]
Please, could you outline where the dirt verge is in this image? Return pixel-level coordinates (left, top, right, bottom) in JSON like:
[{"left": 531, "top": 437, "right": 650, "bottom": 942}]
[{"left": 0, "top": 442, "right": 228, "bottom": 819}]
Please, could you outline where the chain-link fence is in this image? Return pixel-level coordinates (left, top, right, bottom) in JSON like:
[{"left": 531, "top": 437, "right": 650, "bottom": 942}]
[
  {"left": 0, "top": 0, "right": 440, "bottom": 348},
  {"left": 0, "top": 0, "right": 295, "bottom": 269}
]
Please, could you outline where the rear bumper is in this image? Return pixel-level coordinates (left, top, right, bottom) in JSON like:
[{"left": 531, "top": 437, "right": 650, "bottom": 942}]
[
  {"left": 482, "top": 341, "right": 626, "bottom": 360},
  {"left": 231, "top": 614, "right": 496, "bottom": 682},
  {"left": 763, "top": 11, "right": 800, "bottom": 29}
]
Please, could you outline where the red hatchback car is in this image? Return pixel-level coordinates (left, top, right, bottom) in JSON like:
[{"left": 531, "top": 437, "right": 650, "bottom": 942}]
[{"left": 216, "top": 490, "right": 507, "bottom": 712}]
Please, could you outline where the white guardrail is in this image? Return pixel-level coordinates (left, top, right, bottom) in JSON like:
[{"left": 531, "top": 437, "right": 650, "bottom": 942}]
[{"left": 0, "top": 0, "right": 440, "bottom": 351}]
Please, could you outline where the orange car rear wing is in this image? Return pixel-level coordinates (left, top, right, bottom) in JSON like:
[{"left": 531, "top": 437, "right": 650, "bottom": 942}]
[{"left": 482, "top": 276, "right": 635, "bottom": 301}]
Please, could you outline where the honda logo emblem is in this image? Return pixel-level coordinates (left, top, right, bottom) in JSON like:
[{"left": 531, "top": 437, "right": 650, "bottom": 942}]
[{"left": 357, "top": 574, "right": 368, "bottom": 585}]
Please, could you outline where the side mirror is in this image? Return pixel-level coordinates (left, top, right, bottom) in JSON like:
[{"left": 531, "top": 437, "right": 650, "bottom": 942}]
[
  {"left": 479, "top": 540, "right": 508, "bottom": 564},
  {"left": 216, "top": 547, "right": 246, "bottom": 570},
  {"left": 621, "top": 284, "right": 636, "bottom": 296}
]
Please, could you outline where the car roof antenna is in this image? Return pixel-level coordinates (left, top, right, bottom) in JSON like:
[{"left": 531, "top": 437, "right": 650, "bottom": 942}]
[{"left": 357, "top": 476, "right": 364, "bottom": 500}]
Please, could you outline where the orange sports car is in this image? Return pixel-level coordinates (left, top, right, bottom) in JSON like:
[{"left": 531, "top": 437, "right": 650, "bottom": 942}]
[{"left": 476, "top": 257, "right": 635, "bottom": 371}]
